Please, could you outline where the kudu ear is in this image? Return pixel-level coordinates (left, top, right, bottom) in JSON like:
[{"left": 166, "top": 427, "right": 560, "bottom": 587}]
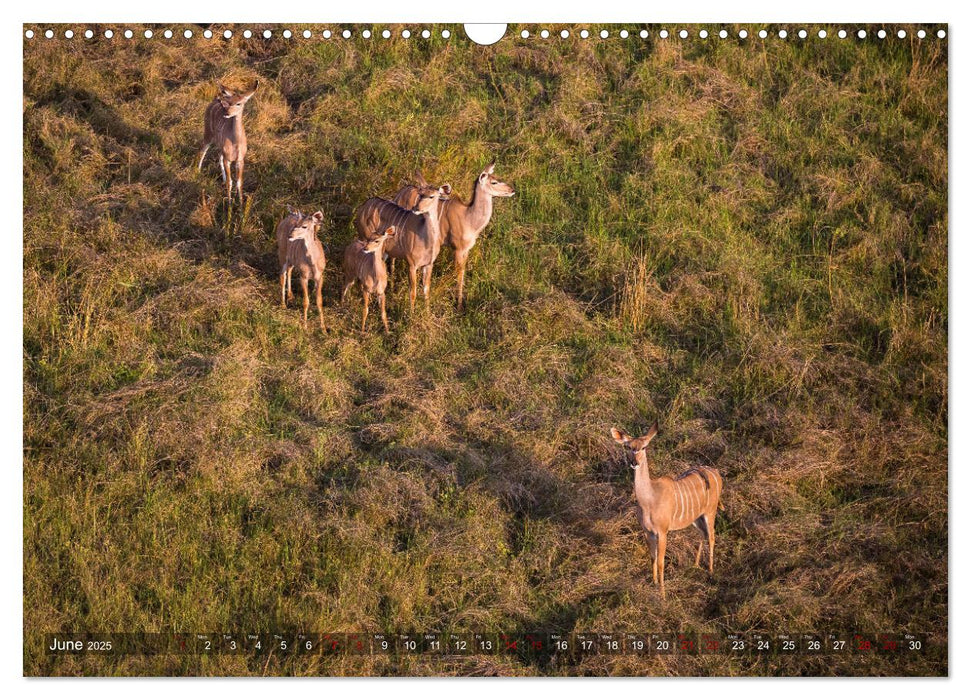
[
  {"left": 641, "top": 420, "right": 659, "bottom": 445},
  {"left": 440, "top": 183, "right": 453, "bottom": 196},
  {"left": 241, "top": 79, "right": 259, "bottom": 101},
  {"left": 610, "top": 427, "right": 631, "bottom": 445},
  {"left": 218, "top": 84, "right": 233, "bottom": 97},
  {"left": 384, "top": 226, "right": 396, "bottom": 236},
  {"left": 485, "top": 162, "right": 496, "bottom": 175},
  {"left": 415, "top": 171, "right": 429, "bottom": 188},
  {"left": 312, "top": 211, "right": 324, "bottom": 223}
]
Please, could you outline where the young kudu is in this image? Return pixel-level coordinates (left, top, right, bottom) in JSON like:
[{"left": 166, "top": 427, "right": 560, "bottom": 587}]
[
  {"left": 276, "top": 209, "right": 326, "bottom": 330},
  {"left": 610, "top": 423, "right": 724, "bottom": 599},
  {"left": 353, "top": 182, "right": 451, "bottom": 312},
  {"left": 342, "top": 226, "right": 396, "bottom": 333},
  {"left": 197, "top": 81, "right": 258, "bottom": 200},
  {"left": 393, "top": 164, "right": 514, "bottom": 310}
]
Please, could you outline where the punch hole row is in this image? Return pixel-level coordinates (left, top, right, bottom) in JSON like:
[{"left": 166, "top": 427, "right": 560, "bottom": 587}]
[
  {"left": 515, "top": 27, "right": 946, "bottom": 40},
  {"left": 23, "top": 27, "right": 456, "bottom": 41},
  {"left": 23, "top": 26, "right": 947, "bottom": 41}
]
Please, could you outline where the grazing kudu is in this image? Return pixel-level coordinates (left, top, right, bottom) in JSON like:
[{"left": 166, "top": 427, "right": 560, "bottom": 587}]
[
  {"left": 342, "top": 226, "right": 396, "bottom": 333},
  {"left": 353, "top": 182, "right": 451, "bottom": 312},
  {"left": 394, "top": 163, "right": 515, "bottom": 310},
  {"left": 197, "top": 81, "right": 258, "bottom": 200},
  {"left": 276, "top": 209, "right": 326, "bottom": 329},
  {"left": 610, "top": 422, "right": 724, "bottom": 599}
]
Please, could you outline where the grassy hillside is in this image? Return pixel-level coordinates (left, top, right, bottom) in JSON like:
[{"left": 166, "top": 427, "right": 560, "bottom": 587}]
[{"left": 23, "top": 24, "right": 947, "bottom": 676}]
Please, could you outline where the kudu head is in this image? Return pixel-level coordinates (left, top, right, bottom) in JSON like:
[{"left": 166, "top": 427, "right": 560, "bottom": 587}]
[
  {"left": 610, "top": 421, "right": 659, "bottom": 469},
  {"left": 287, "top": 211, "right": 324, "bottom": 243},
  {"left": 477, "top": 162, "right": 515, "bottom": 198},
  {"left": 217, "top": 80, "right": 259, "bottom": 119},
  {"left": 364, "top": 226, "right": 396, "bottom": 253},
  {"left": 410, "top": 182, "right": 452, "bottom": 215}
]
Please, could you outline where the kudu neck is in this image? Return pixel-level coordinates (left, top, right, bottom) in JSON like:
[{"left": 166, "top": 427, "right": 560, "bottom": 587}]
[
  {"left": 467, "top": 178, "right": 494, "bottom": 231},
  {"left": 632, "top": 450, "right": 655, "bottom": 498}
]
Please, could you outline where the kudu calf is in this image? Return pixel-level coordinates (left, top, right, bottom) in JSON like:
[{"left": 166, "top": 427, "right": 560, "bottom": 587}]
[
  {"left": 342, "top": 226, "right": 396, "bottom": 333},
  {"left": 353, "top": 182, "right": 451, "bottom": 312},
  {"left": 197, "top": 81, "right": 258, "bottom": 200},
  {"left": 394, "top": 163, "right": 514, "bottom": 310},
  {"left": 610, "top": 423, "right": 724, "bottom": 599},
  {"left": 276, "top": 209, "right": 326, "bottom": 330}
]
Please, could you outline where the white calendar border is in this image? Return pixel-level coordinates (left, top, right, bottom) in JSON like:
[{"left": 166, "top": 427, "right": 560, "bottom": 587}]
[{"left": 2, "top": 0, "right": 963, "bottom": 697}]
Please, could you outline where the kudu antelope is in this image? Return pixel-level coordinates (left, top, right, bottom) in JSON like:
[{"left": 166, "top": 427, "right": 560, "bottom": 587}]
[
  {"left": 353, "top": 182, "right": 451, "bottom": 312},
  {"left": 610, "top": 422, "right": 724, "bottom": 599},
  {"left": 342, "top": 226, "right": 397, "bottom": 333},
  {"left": 276, "top": 209, "right": 326, "bottom": 330},
  {"left": 394, "top": 164, "right": 515, "bottom": 310},
  {"left": 197, "top": 81, "right": 258, "bottom": 200}
]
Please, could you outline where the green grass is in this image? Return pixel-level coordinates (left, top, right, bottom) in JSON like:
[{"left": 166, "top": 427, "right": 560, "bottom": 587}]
[{"left": 23, "top": 23, "right": 947, "bottom": 676}]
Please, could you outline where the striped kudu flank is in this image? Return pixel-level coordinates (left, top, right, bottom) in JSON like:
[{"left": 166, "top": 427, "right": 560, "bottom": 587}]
[
  {"left": 353, "top": 182, "right": 451, "bottom": 312},
  {"left": 394, "top": 164, "right": 515, "bottom": 310},
  {"left": 276, "top": 209, "right": 326, "bottom": 330},
  {"left": 611, "top": 422, "right": 725, "bottom": 599},
  {"left": 197, "top": 81, "right": 258, "bottom": 200}
]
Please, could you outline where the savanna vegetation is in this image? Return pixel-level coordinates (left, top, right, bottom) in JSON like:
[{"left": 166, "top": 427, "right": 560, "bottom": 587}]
[{"left": 23, "top": 23, "right": 948, "bottom": 676}]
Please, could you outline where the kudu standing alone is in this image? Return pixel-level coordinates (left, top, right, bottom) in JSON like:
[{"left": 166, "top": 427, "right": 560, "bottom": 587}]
[
  {"left": 342, "top": 226, "right": 396, "bottom": 333},
  {"left": 276, "top": 209, "right": 326, "bottom": 330},
  {"left": 610, "top": 422, "right": 724, "bottom": 599},
  {"left": 394, "top": 163, "right": 514, "bottom": 310},
  {"left": 197, "top": 81, "right": 258, "bottom": 200},
  {"left": 353, "top": 182, "right": 451, "bottom": 312}
]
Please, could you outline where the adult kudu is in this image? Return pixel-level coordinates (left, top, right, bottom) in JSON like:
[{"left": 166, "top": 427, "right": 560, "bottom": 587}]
[
  {"left": 197, "top": 81, "right": 258, "bottom": 200},
  {"left": 394, "top": 163, "right": 514, "bottom": 310},
  {"left": 611, "top": 422, "right": 725, "bottom": 599}
]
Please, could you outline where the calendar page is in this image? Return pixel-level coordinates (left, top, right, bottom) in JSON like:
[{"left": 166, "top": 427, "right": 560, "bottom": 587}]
[{"left": 22, "top": 22, "right": 947, "bottom": 677}]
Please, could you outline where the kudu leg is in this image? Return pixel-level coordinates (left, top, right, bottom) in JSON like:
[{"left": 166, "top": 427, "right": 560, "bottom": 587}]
[
  {"left": 287, "top": 269, "right": 294, "bottom": 303},
  {"left": 421, "top": 265, "right": 432, "bottom": 312},
  {"left": 218, "top": 154, "right": 227, "bottom": 182},
  {"left": 315, "top": 277, "right": 325, "bottom": 331},
  {"left": 378, "top": 293, "right": 389, "bottom": 333},
  {"left": 389, "top": 257, "right": 396, "bottom": 290},
  {"left": 693, "top": 517, "right": 708, "bottom": 568},
  {"left": 657, "top": 532, "right": 667, "bottom": 599},
  {"left": 235, "top": 159, "right": 244, "bottom": 200},
  {"left": 300, "top": 277, "right": 310, "bottom": 326},
  {"left": 647, "top": 531, "right": 659, "bottom": 584},
  {"left": 407, "top": 265, "right": 418, "bottom": 313},
  {"left": 361, "top": 291, "right": 371, "bottom": 331},
  {"left": 706, "top": 514, "right": 716, "bottom": 573},
  {"left": 280, "top": 271, "right": 288, "bottom": 308},
  {"left": 454, "top": 249, "right": 469, "bottom": 311},
  {"left": 341, "top": 281, "right": 354, "bottom": 304},
  {"left": 223, "top": 159, "right": 232, "bottom": 199}
]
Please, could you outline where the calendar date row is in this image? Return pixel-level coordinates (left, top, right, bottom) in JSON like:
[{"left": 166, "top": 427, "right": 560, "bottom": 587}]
[{"left": 46, "top": 632, "right": 927, "bottom": 656}]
